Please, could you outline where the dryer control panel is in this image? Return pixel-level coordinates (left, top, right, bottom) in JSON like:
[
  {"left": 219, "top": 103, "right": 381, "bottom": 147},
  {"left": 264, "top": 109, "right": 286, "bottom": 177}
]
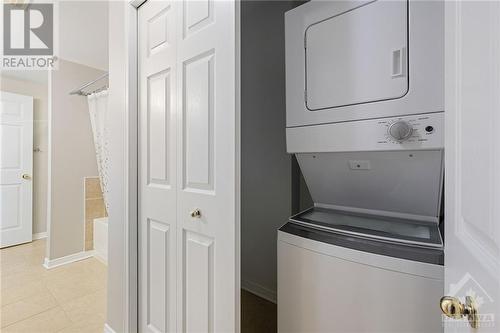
[
  {"left": 286, "top": 112, "right": 444, "bottom": 153},
  {"left": 379, "top": 114, "right": 441, "bottom": 145}
]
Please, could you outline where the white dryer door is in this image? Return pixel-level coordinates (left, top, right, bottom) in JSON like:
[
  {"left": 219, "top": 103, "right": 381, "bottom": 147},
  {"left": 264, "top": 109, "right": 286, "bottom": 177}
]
[{"left": 305, "top": 0, "right": 408, "bottom": 110}]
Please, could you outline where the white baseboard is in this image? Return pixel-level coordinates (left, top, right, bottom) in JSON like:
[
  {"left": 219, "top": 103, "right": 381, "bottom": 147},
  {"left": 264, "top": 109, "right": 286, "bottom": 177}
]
[
  {"left": 32, "top": 232, "right": 47, "bottom": 240},
  {"left": 242, "top": 279, "right": 277, "bottom": 304},
  {"left": 93, "top": 250, "right": 108, "bottom": 265},
  {"left": 103, "top": 323, "right": 116, "bottom": 333},
  {"left": 43, "top": 251, "right": 94, "bottom": 269}
]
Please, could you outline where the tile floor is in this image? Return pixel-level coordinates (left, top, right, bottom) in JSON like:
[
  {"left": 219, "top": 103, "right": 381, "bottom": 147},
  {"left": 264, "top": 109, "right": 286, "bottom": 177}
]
[{"left": 0, "top": 239, "right": 107, "bottom": 333}]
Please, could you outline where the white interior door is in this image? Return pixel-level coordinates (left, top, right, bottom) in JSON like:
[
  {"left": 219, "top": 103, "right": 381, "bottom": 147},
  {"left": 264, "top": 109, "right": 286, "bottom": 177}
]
[
  {"left": 0, "top": 91, "right": 33, "bottom": 248},
  {"left": 139, "top": 1, "right": 178, "bottom": 332},
  {"left": 444, "top": 1, "right": 500, "bottom": 331},
  {"left": 175, "top": 1, "right": 237, "bottom": 332},
  {"left": 138, "top": 1, "right": 238, "bottom": 332}
]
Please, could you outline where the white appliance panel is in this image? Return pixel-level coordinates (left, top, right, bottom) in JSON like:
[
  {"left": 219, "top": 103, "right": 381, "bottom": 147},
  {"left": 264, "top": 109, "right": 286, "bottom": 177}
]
[
  {"left": 306, "top": 0, "right": 408, "bottom": 110},
  {"left": 287, "top": 112, "right": 444, "bottom": 153},
  {"left": 277, "top": 233, "right": 444, "bottom": 333},
  {"left": 285, "top": 0, "right": 444, "bottom": 127}
]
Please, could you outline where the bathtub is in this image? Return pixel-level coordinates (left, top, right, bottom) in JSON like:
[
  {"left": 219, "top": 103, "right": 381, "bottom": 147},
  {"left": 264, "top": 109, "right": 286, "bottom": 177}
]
[{"left": 93, "top": 217, "right": 108, "bottom": 264}]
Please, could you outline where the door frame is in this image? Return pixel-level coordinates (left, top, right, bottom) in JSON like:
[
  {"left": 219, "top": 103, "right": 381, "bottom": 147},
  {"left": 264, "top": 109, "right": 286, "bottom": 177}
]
[
  {"left": 106, "top": 1, "right": 142, "bottom": 332},
  {"left": 126, "top": 1, "right": 141, "bottom": 332}
]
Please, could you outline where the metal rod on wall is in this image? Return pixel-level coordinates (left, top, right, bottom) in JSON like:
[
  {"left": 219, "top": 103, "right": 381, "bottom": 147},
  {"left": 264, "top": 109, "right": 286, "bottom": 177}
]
[{"left": 69, "top": 72, "right": 109, "bottom": 96}]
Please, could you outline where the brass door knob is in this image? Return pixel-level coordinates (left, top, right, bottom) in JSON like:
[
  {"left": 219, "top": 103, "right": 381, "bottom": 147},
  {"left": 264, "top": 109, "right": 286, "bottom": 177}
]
[
  {"left": 440, "top": 296, "right": 478, "bottom": 328},
  {"left": 190, "top": 209, "right": 201, "bottom": 218},
  {"left": 22, "top": 174, "right": 31, "bottom": 180}
]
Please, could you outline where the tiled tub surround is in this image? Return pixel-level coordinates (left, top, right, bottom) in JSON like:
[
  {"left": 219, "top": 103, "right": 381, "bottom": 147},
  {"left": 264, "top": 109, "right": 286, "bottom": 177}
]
[{"left": 84, "top": 177, "right": 107, "bottom": 251}]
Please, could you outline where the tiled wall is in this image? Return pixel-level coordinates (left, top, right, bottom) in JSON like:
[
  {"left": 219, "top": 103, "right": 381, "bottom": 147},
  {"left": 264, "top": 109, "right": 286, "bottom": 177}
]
[{"left": 84, "top": 177, "right": 107, "bottom": 251}]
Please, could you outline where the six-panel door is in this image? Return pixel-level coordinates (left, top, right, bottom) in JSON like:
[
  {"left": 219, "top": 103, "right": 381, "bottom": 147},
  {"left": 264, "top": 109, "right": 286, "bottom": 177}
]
[
  {"left": 0, "top": 91, "right": 33, "bottom": 248},
  {"left": 138, "top": 1, "right": 237, "bottom": 332}
]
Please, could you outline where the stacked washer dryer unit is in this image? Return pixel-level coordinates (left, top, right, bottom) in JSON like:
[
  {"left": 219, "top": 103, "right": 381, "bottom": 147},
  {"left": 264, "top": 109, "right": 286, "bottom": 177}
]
[{"left": 279, "top": 1, "right": 444, "bottom": 332}]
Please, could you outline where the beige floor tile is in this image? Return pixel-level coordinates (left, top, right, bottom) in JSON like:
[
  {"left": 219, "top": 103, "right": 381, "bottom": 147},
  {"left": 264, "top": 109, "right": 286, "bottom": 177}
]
[
  {"left": 44, "top": 263, "right": 87, "bottom": 283},
  {"left": 0, "top": 240, "right": 107, "bottom": 333},
  {"left": 57, "top": 314, "right": 105, "bottom": 333},
  {"left": 44, "top": 259, "right": 105, "bottom": 284},
  {"left": 24, "top": 253, "right": 46, "bottom": 266},
  {"left": 1, "top": 240, "right": 45, "bottom": 259},
  {"left": 1, "top": 306, "right": 72, "bottom": 333},
  {"left": 23, "top": 245, "right": 46, "bottom": 262},
  {"left": 0, "top": 259, "right": 30, "bottom": 278},
  {"left": 80, "top": 258, "right": 107, "bottom": 277},
  {"left": 0, "top": 240, "right": 47, "bottom": 278},
  {"left": 0, "top": 250, "right": 27, "bottom": 267},
  {"left": 2, "top": 266, "right": 48, "bottom": 289},
  {"left": 44, "top": 261, "right": 106, "bottom": 304},
  {"left": 0, "top": 279, "right": 47, "bottom": 307},
  {"left": 0, "top": 289, "right": 58, "bottom": 327},
  {"left": 60, "top": 289, "right": 106, "bottom": 324},
  {"left": 45, "top": 280, "right": 102, "bottom": 305}
]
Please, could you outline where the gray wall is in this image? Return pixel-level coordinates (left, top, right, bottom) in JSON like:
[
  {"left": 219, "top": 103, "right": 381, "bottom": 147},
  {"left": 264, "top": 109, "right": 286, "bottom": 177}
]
[
  {"left": 241, "top": 0, "right": 303, "bottom": 302},
  {"left": 47, "top": 59, "right": 103, "bottom": 259}
]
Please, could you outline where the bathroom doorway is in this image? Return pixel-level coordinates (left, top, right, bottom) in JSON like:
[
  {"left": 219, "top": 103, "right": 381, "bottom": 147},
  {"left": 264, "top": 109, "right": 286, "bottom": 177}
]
[{"left": 0, "top": 2, "right": 110, "bottom": 332}]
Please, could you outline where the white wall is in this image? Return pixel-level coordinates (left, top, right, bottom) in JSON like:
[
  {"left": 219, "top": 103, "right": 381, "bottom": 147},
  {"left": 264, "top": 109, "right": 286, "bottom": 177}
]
[
  {"left": 47, "top": 59, "right": 104, "bottom": 259},
  {"left": 0, "top": 75, "right": 49, "bottom": 235},
  {"left": 59, "top": 1, "right": 109, "bottom": 71}
]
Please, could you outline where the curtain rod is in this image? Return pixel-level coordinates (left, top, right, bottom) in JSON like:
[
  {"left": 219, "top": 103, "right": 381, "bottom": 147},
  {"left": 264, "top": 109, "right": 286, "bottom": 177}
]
[{"left": 69, "top": 72, "right": 109, "bottom": 96}]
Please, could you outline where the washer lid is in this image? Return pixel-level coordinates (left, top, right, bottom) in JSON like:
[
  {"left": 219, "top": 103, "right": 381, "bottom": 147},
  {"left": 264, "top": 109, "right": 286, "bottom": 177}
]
[
  {"left": 290, "top": 207, "right": 443, "bottom": 248},
  {"left": 296, "top": 150, "right": 444, "bottom": 221}
]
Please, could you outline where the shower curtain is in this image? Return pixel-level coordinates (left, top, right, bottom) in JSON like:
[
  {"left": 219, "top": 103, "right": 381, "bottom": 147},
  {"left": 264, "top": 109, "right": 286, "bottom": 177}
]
[{"left": 87, "top": 90, "right": 110, "bottom": 213}]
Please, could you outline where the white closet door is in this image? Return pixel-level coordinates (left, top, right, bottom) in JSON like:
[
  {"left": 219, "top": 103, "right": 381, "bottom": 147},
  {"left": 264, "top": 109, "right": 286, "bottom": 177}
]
[
  {"left": 139, "top": 1, "right": 238, "bottom": 332},
  {"left": 175, "top": 1, "right": 237, "bottom": 332},
  {"left": 138, "top": 1, "right": 178, "bottom": 332}
]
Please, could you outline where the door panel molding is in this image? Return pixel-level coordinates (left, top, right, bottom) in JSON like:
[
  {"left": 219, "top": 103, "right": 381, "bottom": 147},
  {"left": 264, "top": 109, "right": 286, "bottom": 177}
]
[
  {"left": 183, "top": 0, "right": 214, "bottom": 38},
  {"left": 182, "top": 49, "right": 215, "bottom": 193},
  {"left": 147, "top": 69, "right": 172, "bottom": 189},
  {"left": 183, "top": 230, "right": 214, "bottom": 333},
  {"left": 146, "top": 219, "right": 171, "bottom": 333}
]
